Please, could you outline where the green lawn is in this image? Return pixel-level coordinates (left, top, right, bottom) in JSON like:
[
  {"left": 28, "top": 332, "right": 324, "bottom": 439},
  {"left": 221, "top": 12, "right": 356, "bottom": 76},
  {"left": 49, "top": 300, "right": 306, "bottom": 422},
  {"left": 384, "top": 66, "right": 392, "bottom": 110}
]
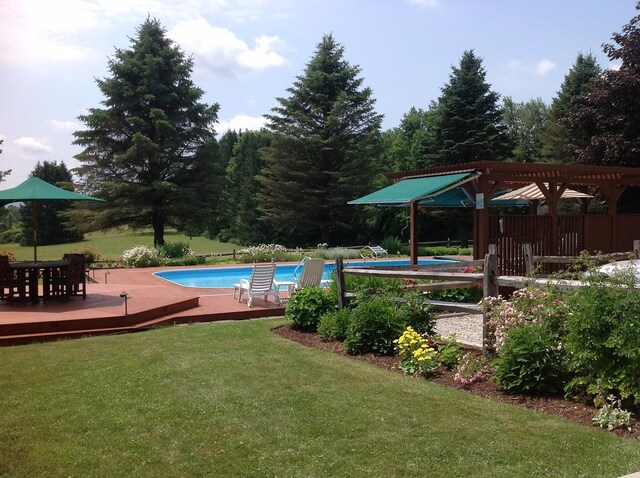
[
  {"left": 1, "top": 228, "right": 242, "bottom": 261},
  {"left": 1, "top": 319, "right": 639, "bottom": 477}
]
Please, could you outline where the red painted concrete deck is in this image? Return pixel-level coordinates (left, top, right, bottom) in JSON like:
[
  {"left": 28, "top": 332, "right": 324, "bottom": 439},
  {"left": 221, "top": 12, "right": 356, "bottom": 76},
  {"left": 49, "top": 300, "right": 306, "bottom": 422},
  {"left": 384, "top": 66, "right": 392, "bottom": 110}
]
[{"left": 0, "top": 265, "right": 287, "bottom": 345}]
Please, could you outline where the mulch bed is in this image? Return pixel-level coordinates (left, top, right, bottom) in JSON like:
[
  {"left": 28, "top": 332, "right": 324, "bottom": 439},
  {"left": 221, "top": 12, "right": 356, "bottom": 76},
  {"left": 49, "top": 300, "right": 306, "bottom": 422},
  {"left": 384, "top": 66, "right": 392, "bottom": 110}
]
[{"left": 273, "top": 324, "right": 640, "bottom": 440}]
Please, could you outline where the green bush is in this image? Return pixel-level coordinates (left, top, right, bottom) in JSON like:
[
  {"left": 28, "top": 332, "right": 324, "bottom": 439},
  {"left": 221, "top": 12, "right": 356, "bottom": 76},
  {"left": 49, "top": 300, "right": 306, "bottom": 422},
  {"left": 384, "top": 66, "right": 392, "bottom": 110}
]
[
  {"left": 396, "top": 292, "right": 436, "bottom": 335},
  {"left": 122, "top": 245, "right": 161, "bottom": 267},
  {"left": 317, "top": 308, "right": 352, "bottom": 341},
  {"left": 565, "top": 269, "right": 640, "bottom": 401},
  {"left": 493, "top": 323, "right": 568, "bottom": 395},
  {"left": 380, "top": 237, "right": 406, "bottom": 255},
  {"left": 435, "top": 334, "right": 463, "bottom": 370},
  {"left": 161, "top": 255, "right": 206, "bottom": 266},
  {"left": 286, "top": 287, "right": 337, "bottom": 332},
  {"left": 427, "top": 286, "right": 483, "bottom": 304},
  {"left": 160, "top": 241, "right": 191, "bottom": 259},
  {"left": 0, "top": 225, "right": 22, "bottom": 244},
  {"left": 312, "top": 247, "right": 360, "bottom": 260},
  {"left": 344, "top": 297, "right": 404, "bottom": 355}
]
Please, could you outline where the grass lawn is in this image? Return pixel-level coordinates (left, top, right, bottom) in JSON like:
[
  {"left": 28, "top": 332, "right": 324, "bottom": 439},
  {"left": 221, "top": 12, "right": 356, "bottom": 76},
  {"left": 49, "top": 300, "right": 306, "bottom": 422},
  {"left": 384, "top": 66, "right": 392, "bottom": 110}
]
[
  {"left": 1, "top": 319, "right": 639, "bottom": 478},
  {"left": 1, "top": 228, "right": 241, "bottom": 261}
]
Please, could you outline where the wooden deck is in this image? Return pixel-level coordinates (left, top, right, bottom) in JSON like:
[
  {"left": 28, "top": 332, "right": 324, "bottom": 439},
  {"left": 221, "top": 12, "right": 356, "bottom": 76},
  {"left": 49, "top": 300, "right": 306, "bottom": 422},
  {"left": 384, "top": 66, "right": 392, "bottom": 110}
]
[{"left": 0, "top": 265, "right": 287, "bottom": 346}]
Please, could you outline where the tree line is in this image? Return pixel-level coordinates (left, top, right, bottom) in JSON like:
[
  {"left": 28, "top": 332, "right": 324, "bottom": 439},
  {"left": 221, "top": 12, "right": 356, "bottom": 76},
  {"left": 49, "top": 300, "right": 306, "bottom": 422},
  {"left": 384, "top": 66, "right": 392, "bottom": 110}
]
[{"left": 6, "top": 3, "right": 640, "bottom": 248}]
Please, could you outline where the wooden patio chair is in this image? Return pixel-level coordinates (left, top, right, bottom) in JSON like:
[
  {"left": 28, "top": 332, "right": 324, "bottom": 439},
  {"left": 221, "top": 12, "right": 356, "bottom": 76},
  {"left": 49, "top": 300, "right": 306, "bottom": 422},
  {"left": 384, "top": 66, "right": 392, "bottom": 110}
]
[
  {"left": 51, "top": 253, "right": 86, "bottom": 300},
  {"left": 0, "top": 255, "right": 18, "bottom": 303}
]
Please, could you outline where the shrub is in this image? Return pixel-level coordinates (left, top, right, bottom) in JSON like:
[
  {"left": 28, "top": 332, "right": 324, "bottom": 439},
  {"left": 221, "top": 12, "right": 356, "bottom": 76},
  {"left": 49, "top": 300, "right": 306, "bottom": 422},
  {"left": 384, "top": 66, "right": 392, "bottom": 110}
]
[
  {"left": 454, "top": 353, "right": 492, "bottom": 387},
  {"left": 312, "top": 247, "right": 360, "bottom": 260},
  {"left": 380, "top": 237, "right": 406, "bottom": 255},
  {"left": 160, "top": 241, "right": 192, "bottom": 259},
  {"left": 317, "top": 308, "right": 352, "bottom": 341},
  {"left": 427, "top": 286, "right": 483, "bottom": 305},
  {"left": 396, "top": 293, "right": 436, "bottom": 335},
  {"left": 344, "top": 297, "right": 404, "bottom": 355},
  {"left": 73, "top": 246, "right": 101, "bottom": 266},
  {"left": 122, "top": 245, "right": 161, "bottom": 267},
  {"left": 493, "top": 323, "right": 568, "bottom": 395},
  {"left": 286, "top": 287, "right": 337, "bottom": 332},
  {"left": 592, "top": 394, "right": 632, "bottom": 432},
  {"left": 237, "top": 244, "right": 303, "bottom": 263},
  {"left": 565, "top": 269, "right": 640, "bottom": 402},
  {"left": 394, "top": 326, "right": 439, "bottom": 375},
  {"left": 480, "top": 286, "right": 568, "bottom": 351},
  {"left": 434, "top": 334, "right": 463, "bottom": 370}
]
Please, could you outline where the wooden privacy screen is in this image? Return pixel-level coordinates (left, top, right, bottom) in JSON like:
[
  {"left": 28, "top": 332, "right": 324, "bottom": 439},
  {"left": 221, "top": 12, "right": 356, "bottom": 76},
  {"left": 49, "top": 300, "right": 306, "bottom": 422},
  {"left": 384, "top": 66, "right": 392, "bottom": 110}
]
[{"left": 489, "top": 214, "right": 640, "bottom": 275}]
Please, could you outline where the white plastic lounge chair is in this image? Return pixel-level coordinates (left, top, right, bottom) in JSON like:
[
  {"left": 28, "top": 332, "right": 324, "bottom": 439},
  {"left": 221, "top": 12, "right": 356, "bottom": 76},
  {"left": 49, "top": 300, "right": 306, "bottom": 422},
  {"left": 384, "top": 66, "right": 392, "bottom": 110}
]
[
  {"left": 361, "top": 245, "right": 388, "bottom": 259},
  {"left": 238, "top": 263, "right": 281, "bottom": 308},
  {"left": 285, "top": 258, "right": 326, "bottom": 295}
]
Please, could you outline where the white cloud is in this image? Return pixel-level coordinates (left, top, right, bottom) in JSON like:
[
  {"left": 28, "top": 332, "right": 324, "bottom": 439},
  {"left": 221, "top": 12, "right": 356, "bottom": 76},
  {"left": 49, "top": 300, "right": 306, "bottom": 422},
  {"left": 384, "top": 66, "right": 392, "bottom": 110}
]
[
  {"left": 49, "top": 120, "right": 81, "bottom": 133},
  {"left": 405, "top": 0, "right": 439, "bottom": 8},
  {"left": 508, "top": 58, "right": 556, "bottom": 77},
  {"left": 13, "top": 137, "right": 54, "bottom": 155},
  {"left": 169, "top": 17, "right": 287, "bottom": 78},
  {"left": 534, "top": 59, "right": 556, "bottom": 76},
  {"left": 217, "top": 114, "right": 268, "bottom": 134}
]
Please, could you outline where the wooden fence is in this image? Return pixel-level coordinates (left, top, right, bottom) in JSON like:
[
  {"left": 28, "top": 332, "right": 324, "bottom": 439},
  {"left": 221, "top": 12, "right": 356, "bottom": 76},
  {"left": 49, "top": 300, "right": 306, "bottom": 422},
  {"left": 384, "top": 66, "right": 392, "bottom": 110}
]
[
  {"left": 488, "top": 214, "right": 640, "bottom": 275},
  {"left": 335, "top": 244, "right": 640, "bottom": 351}
]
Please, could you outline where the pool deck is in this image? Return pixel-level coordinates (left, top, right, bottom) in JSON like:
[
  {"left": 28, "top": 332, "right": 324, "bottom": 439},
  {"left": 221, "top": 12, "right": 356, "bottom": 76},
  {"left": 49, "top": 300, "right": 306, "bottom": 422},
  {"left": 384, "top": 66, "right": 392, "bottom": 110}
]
[
  {"left": 0, "top": 256, "right": 473, "bottom": 346},
  {"left": 0, "top": 265, "right": 288, "bottom": 346}
]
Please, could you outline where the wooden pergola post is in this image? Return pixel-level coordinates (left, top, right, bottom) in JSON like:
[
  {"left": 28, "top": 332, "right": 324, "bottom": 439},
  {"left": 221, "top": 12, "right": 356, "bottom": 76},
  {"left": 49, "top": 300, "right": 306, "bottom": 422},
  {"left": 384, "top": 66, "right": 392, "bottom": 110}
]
[{"left": 409, "top": 200, "right": 419, "bottom": 265}]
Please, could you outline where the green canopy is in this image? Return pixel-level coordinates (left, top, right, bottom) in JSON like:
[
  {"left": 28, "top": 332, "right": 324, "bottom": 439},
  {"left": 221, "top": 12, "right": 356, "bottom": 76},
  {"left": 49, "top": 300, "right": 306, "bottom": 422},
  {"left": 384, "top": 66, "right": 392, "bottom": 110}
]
[
  {"left": 0, "top": 177, "right": 103, "bottom": 262},
  {"left": 348, "top": 172, "right": 476, "bottom": 206},
  {"left": 0, "top": 177, "right": 103, "bottom": 202}
]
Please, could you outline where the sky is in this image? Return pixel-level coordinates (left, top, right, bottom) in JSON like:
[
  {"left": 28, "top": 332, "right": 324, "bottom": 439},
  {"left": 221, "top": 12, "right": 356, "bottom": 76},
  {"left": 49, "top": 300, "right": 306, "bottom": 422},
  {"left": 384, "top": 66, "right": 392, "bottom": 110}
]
[{"left": 0, "top": 0, "right": 637, "bottom": 188}]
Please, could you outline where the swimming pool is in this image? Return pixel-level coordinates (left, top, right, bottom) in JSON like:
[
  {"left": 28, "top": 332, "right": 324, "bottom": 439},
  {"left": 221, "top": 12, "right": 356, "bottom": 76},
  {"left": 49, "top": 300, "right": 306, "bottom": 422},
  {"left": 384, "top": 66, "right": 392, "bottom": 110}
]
[{"left": 153, "top": 259, "right": 452, "bottom": 289}]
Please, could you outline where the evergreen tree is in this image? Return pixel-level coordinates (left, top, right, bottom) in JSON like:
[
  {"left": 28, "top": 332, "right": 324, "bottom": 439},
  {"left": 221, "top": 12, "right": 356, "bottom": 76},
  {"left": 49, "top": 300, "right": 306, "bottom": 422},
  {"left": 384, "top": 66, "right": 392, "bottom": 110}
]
[
  {"left": 382, "top": 104, "right": 440, "bottom": 172},
  {"left": 502, "top": 97, "right": 549, "bottom": 162},
  {"left": 259, "top": 34, "right": 383, "bottom": 245},
  {"left": 541, "top": 53, "right": 601, "bottom": 163},
  {"left": 20, "top": 161, "right": 84, "bottom": 246},
  {"left": 431, "top": 50, "right": 509, "bottom": 165},
  {"left": 73, "top": 18, "right": 221, "bottom": 246},
  {"left": 565, "top": 5, "right": 640, "bottom": 167},
  {"left": 222, "top": 130, "right": 272, "bottom": 244}
]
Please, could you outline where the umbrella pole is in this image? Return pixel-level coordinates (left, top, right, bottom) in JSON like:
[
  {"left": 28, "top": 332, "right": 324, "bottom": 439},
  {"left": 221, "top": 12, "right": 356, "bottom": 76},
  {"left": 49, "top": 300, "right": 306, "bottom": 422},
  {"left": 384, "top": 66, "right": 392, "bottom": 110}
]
[{"left": 32, "top": 201, "right": 37, "bottom": 263}]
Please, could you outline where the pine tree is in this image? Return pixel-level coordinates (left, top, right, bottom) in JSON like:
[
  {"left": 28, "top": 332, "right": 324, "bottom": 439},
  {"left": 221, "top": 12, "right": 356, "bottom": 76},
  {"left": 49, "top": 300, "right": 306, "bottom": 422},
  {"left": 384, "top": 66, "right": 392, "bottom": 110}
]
[
  {"left": 431, "top": 50, "right": 509, "bottom": 165},
  {"left": 73, "top": 18, "right": 221, "bottom": 246},
  {"left": 259, "top": 34, "right": 383, "bottom": 245},
  {"left": 541, "top": 53, "right": 601, "bottom": 163},
  {"left": 222, "top": 130, "right": 272, "bottom": 244},
  {"left": 565, "top": 5, "right": 640, "bottom": 167}
]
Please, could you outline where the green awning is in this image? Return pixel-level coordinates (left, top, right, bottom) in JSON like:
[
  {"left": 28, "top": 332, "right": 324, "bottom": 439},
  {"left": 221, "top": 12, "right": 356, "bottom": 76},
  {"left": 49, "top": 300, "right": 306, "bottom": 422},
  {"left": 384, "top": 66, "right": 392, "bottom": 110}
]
[{"left": 348, "top": 172, "right": 476, "bottom": 206}]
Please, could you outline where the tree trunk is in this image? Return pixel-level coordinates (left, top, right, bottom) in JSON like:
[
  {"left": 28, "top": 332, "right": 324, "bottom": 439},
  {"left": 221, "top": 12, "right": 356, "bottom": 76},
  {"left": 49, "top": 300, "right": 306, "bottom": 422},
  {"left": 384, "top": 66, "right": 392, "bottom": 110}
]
[{"left": 153, "top": 208, "right": 165, "bottom": 246}]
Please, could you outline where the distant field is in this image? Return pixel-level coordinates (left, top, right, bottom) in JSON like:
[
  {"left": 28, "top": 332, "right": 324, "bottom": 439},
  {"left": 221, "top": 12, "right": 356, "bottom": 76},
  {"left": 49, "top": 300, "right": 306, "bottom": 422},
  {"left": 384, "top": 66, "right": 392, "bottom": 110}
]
[{"left": 0, "top": 228, "right": 242, "bottom": 261}]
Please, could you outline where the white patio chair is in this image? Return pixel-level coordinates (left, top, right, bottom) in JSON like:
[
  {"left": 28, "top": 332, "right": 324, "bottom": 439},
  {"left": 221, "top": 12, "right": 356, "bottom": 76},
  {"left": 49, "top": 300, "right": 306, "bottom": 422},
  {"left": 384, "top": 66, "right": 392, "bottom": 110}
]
[
  {"left": 238, "top": 263, "right": 281, "bottom": 308},
  {"left": 284, "top": 257, "right": 326, "bottom": 295}
]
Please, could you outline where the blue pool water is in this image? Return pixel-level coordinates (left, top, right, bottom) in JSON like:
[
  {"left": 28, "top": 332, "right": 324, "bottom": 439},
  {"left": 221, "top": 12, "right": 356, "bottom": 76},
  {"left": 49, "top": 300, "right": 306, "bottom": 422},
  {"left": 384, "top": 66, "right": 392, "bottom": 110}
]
[{"left": 153, "top": 259, "right": 450, "bottom": 289}]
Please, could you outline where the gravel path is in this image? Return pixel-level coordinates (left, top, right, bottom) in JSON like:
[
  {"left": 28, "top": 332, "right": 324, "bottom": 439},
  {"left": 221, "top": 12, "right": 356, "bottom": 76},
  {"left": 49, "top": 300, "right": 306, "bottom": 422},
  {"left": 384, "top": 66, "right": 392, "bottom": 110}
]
[{"left": 434, "top": 313, "right": 483, "bottom": 348}]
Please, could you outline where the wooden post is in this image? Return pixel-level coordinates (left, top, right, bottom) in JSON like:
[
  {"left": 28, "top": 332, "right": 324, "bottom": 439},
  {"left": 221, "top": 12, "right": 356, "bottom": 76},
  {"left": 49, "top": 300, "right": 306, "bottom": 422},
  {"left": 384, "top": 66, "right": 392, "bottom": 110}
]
[
  {"left": 634, "top": 240, "right": 640, "bottom": 259},
  {"left": 482, "top": 252, "right": 499, "bottom": 351},
  {"left": 336, "top": 256, "right": 346, "bottom": 309},
  {"left": 523, "top": 243, "right": 533, "bottom": 275},
  {"left": 409, "top": 200, "right": 419, "bottom": 265}
]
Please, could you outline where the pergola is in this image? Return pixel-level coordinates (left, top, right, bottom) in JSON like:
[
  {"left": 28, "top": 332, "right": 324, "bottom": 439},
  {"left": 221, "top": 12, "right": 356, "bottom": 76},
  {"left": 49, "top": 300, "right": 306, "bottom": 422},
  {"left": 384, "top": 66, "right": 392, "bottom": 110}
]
[{"left": 350, "top": 161, "right": 640, "bottom": 272}]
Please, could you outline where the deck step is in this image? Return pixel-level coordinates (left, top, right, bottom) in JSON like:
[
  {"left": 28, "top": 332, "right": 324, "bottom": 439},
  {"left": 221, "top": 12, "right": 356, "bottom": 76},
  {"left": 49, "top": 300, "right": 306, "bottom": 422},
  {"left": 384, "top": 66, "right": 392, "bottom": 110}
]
[{"left": 0, "top": 297, "right": 200, "bottom": 346}]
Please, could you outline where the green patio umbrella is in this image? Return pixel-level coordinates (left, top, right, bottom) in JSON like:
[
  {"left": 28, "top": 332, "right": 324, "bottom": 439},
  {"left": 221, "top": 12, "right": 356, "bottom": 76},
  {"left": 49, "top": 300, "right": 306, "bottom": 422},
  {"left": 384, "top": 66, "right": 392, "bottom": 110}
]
[{"left": 0, "top": 177, "right": 104, "bottom": 262}]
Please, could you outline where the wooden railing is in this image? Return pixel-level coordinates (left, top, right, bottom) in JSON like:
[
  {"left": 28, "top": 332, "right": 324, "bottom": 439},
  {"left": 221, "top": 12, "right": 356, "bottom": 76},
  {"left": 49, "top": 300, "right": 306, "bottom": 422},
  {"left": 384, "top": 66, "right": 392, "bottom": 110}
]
[{"left": 335, "top": 242, "right": 640, "bottom": 351}]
